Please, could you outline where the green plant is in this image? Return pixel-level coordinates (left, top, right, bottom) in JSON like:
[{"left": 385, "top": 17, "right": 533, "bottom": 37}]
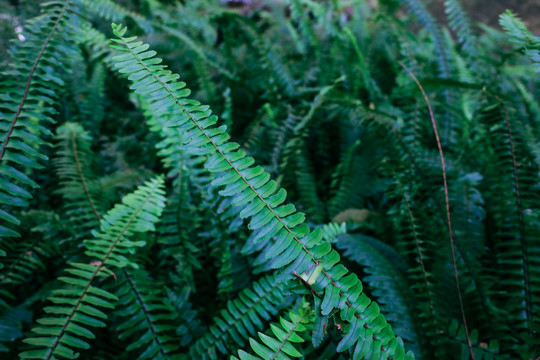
[{"left": 0, "top": 0, "right": 538, "bottom": 359}]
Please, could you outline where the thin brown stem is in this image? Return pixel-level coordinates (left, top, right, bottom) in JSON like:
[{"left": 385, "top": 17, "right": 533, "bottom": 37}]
[{"left": 399, "top": 60, "right": 475, "bottom": 360}]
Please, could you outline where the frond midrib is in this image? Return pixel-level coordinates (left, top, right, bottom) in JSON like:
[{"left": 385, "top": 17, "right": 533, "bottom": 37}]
[
  {"left": 118, "top": 35, "right": 391, "bottom": 352},
  {"left": 43, "top": 187, "right": 156, "bottom": 360}
]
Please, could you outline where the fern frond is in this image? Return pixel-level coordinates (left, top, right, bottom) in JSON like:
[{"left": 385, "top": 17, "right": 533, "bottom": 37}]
[
  {"left": 399, "top": 0, "right": 452, "bottom": 79},
  {"left": 54, "top": 123, "right": 102, "bottom": 239},
  {"left": 0, "top": 214, "right": 58, "bottom": 289},
  {"left": 499, "top": 11, "right": 540, "bottom": 71},
  {"left": 189, "top": 275, "right": 288, "bottom": 359},
  {"left": 111, "top": 24, "right": 413, "bottom": 359},
  {"left": 64, "top": 45, "right": 107, "bottom": 133},
  {"left": 163, "top": 287, "right": 204, "bottom": 348},
  {"left": 337, "top": 233, "right": 421, "bottom": 356},
  {"left": 155, "top": 193, "right": 202, "bottom": 295},
  {"left": 449, "top": 172, "right": 500, "bottom": 336},
  {"left": 478, "top": 100, "right": 540, "bottom": 354},
  {"left": 231, "top": 16, "right": 296, "bottom": 97},
  {"left": 0, "top": 0, "right": 73, "bottom": 256},
  {"left": 114, "top": 268, "right": 180, "bottom": 359},
  {"left": 78, "top": 0, "right": 153, "bottom": 33},
  {"left": 81, "top": 0, "right": 233, "bottom": 80},
  {"left": 387, "top": 171, "right": 445, "bottom": 354},
  {"left": 19, "top": 177, "right": 166, "bottom": 359},
  {"left": 232, "top": 299, "right": 314, "bottom": 360},
  {"left": 444, "top": 0, "right": 477, "bottom": 60},
  {"left": 0, "top": 210, "right": 70, "bottom": 313}
]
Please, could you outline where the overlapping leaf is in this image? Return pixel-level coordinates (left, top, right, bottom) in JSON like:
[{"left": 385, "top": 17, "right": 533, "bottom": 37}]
[
  {"left": 110, "top": 24, "right": 413, "bottom": 359},
  {"left": 19, "top": 177, "right": 166, "bottom": 359}
]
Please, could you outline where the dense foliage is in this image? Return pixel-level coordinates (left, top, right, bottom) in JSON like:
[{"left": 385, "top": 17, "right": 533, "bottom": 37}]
[{"left": 0, "top": 0, "right": 539, "bottom": 359}]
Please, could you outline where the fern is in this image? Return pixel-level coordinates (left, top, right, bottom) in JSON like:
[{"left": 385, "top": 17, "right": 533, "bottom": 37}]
[
  {"left": 78, "top": 0, "right": 153, "bottom": 33},
  {"left": 0, "top": 212, "right": 59, "bottom": 296},
  {"left": 1, "top": 1, "right": 539, "bottom": 359},
  {"left": 477, "top": 100, "right": 540, "bottom": 356},
  {"left": 444, "top": 0, "right": 477, "bottom": 61},
  {"left": 189, "top": 275, "right": 288, "bottom": 359},
  {"left": 338, "top": 233, "right": 421, "bottom": 356},
  {"left": 232, "top": 299, "right": 314, "bottom": 360},
  {"left": 111, "top": 23, "right": 413, "bottom": 359},
  {"left": 0, "top": 0, "right": 74, "bottom": 262},
  {"left": 499, "top": 11, "right": 540, "bottom": 71},
  {"left": 53, "top": 123, "right": 102, "bottom": 240},
  {"left": 19, "top": 177, "right": 166, "bottom": 359},
  {"left": 114, "top": 268, "right": 180, "bottom": 359}
]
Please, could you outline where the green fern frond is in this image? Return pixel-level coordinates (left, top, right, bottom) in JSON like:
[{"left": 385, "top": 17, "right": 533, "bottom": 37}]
[
  {"left": 0, "top": 210, "right": 69, "bottom": 313},
  {"left": 163, "top": 287, "right": 204, "bottom": 348},
  {"left": 189, "top": 275, "right": 288, "bottom": 360},
  {"left": 232, "top": 299, "right": 314, "bottom": 360},
  {"left": 114, "top": 268, "right": 180, "bottom": 359},
  {"left": 54, "top": 123, "right": 102, "bottom": 240},
  {"left": 111, "top": 24, "right": 413, "bottom": 359},
  {"left": 328, "top": 139, "right": 374, "bottom": 218},
  {"left": 448, "top": 173, "right": 500, "bottom": 336},
  {"left": 399, "top": 0, "right": 452, "bottom": 79},
  {"left": 78, "top": 0, "right": 153, "bottom": 33},
  {"left": 387, "top": 172, "right": 444, "bottom": 353},
  {"left": 0, "top": 218, "right": 57, "bottom": 289},
  {"left": 64, "top": 45, "right": 107, "bottom": 132},
  {"left": 289, "top": 143, "right": 323, "bottom": 222},
  {"left": 0, "top": 0, "right": 74, "bottom": 259},
  {"left": 18, "top": 177, "right": 166, "bottom": 359},
  {"left": 337, "top": 233, "right": 421, "bottom": 357},
  {"left": 231, "top": 15, "right": 296, "bottom": 97},
  {"left": 477, "top": 101, "right": 540, "bottom": 354},
  {"left": 141, "top": 96, "right": 210, "bottom": 294},
  {"left": 321, "top": 222, "right": 347, "bottom": 243},
  {"left": 289, "top": 0, "right": 322, "bottom": 59},
  {"left": 155, "top": 193, "right": 202, "bottom": 295},
  {"left": 499, "top": 11, "right": 540, "bottom": 71},
  {"left": 444, "top": 0, "right": 477, "bottom": 60}
]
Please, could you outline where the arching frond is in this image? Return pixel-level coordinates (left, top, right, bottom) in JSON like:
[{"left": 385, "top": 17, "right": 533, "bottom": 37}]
[
  {"left": 111, "top": 24, "right": 413, "bottom": 359},
  {"left": 19, "top": 177, "right": 166, "bottom": 359},
  {"left": 0, "top": 0, "right": 74, "bottom": 260}
]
